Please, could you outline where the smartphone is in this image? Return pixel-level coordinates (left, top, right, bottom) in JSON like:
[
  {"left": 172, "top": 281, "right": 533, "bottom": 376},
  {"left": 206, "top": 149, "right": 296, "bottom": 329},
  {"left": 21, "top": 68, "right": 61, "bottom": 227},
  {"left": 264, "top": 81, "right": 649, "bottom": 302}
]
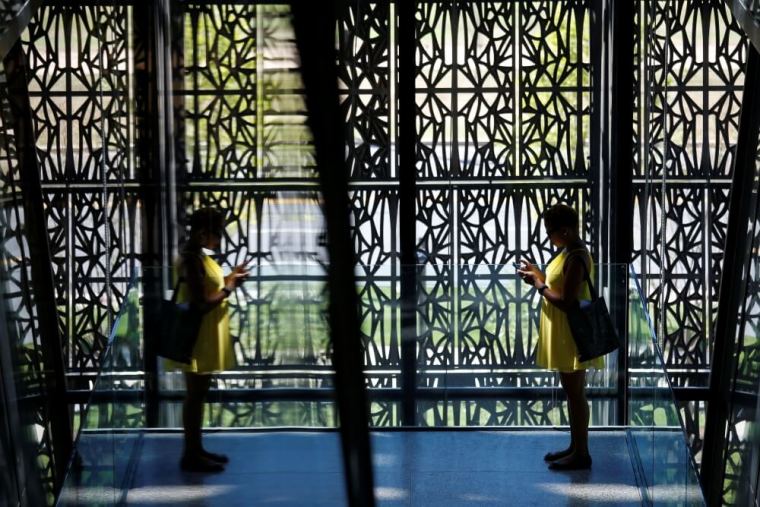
[
  {"left": 512, "top": 262, "right": 522, "bottom": 269},
  {"left": 243, "top": 252, "right": 257, "bottom": 264}
]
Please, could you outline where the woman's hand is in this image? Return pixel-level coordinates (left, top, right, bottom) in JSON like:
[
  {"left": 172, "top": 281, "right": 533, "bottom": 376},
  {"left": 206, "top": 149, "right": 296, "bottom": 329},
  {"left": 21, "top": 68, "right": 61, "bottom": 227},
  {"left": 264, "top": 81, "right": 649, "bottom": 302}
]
[
  {"left": 516, "top": 258, "right": 545, "bottom": 288},
  {"left": 518, "top": 269, "right": 538, "bottom": 287},
  {"left": 224, "top": 264, "right": 249, "bottom": 290},
  {"left": 232, "top": 264, "right": 249, "bottom": 279}
]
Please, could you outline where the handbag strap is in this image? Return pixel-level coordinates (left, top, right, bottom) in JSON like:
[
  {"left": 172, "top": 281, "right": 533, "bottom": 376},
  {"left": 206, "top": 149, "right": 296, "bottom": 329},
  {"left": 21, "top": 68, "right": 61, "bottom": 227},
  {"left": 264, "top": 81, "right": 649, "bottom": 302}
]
[{"left": 566, "top": 248, "right": 597, "bottom": 300}]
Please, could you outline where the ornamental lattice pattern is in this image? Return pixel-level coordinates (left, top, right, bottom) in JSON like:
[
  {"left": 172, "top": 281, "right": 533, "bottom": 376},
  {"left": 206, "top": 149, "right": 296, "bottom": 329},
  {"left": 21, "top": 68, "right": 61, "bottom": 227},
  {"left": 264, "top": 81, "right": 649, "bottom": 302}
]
[
  {"left": 21, "top": 4, "right": 140, "bottom": 376},
  {"left": 413, "top": 2, "right": 597, "bottom": 400},
  {"left": 12, "top": 0, "right": 747, "bottom": 434},
  {"left": 338, "top": 2, "right": 400, "bottom": 389}
]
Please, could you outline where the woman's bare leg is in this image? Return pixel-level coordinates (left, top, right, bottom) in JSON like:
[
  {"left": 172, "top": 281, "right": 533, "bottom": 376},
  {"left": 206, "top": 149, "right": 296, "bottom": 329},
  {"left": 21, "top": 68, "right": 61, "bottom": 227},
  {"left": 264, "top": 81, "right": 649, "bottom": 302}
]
[
  {"left": 562, "top": 370, "right": 589, "bottom": 456},
  {"left": 183, "top": 372, "right": 211, "bottom": 456},
  {"left": 545, "top": 374, "right": 575, "bottom": 461},
  {"left": 550, "top": 370, "right": 591, "bottom": 469},
  {"left": 181, "top": 372, "right": 221, "bottom": 471}
]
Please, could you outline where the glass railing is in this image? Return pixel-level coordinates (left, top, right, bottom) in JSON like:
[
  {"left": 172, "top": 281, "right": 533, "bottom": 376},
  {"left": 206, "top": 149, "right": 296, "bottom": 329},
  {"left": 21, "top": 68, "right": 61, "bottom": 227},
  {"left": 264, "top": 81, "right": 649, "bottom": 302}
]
[
  {"left": 628, "top": 266, "right": 704, "bottom": 505},
  {"left": 55, "top": 261, "right": 705, "bottom": 505},
  {"left": 57, "top": 270, "right": 144, "bottom": 506},
  {"left": 146, "top": 261, "right": 628, "bottom": 429},
  {"left": 143, "top": 259, "right": 687, "bottom": 439}
]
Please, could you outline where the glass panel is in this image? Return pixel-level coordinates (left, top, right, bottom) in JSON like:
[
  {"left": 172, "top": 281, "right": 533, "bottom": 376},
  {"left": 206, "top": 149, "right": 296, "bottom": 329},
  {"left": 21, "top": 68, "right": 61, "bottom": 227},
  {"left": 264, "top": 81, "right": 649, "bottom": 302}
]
[
  {"left": 58, "top": 270, "right": 143, "bottom": 506},
  {"left": 53, "top": 264, "right": 710, "bottom": 505},
  {"left": 628, "top": 267, "right": 704, "bottom": 506}
]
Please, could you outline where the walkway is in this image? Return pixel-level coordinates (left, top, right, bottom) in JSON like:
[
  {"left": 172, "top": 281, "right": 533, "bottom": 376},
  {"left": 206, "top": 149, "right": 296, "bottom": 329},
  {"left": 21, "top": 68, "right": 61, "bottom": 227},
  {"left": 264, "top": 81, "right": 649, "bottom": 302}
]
[{"left": 124, "top": 430, "right": 642, "bottom": 506}]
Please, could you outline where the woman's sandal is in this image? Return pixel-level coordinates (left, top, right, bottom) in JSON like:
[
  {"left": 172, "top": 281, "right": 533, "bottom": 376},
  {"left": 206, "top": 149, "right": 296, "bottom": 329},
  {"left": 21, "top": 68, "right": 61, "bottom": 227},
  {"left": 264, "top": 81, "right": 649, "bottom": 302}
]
[
  {"left": 547, "top": 454, "right": 592, "bottom": 471},
  {"left": 543, "top": 448, "right": 573, "bottom": 462},
  {"left": 180, "top": 454, "right": 225, "bottom": 473},
  {"left": 201, "top": 449, "right": 229, "bottom": 464}
]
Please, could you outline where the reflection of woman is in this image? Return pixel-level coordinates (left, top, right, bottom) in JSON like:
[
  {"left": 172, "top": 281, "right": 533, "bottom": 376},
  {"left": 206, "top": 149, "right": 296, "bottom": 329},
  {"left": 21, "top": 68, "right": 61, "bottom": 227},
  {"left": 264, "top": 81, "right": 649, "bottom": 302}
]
[
  {"left": 169, "top": 208, "right": 247, "bottom": 472},
  {"left": 517, "top": 203, "right": 602, "bottom": 470}
]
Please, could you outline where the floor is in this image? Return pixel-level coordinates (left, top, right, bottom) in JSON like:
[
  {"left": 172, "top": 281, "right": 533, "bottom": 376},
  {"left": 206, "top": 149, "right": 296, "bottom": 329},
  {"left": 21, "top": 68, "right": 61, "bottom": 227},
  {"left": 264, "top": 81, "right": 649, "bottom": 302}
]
[{"left": 122, "top": 430, "right": 643, "bottom": 507}]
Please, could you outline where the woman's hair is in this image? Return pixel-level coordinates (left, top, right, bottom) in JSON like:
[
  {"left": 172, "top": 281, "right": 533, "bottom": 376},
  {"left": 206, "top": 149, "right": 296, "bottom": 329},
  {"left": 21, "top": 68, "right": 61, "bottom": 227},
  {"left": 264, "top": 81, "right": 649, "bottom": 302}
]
[
  {"left": 543, "top": 203, "right": 579, "bottom": 231},
  {"left": 184, "top": 207, "right": 224, "bottom": 252}
]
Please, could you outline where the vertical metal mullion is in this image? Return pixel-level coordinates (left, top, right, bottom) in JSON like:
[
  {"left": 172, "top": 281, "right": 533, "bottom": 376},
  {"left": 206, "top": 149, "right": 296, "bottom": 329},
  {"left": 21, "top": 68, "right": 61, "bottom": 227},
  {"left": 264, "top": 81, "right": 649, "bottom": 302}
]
[
  {"left": 609, "top": 0, "right": 634, "bottom": 425},
  {"left": 657, "top": 0, "right": 670, "bottom": 352},
  {"left": 163, "top": 0, "right": 180, "bottom": 266},
  {"left": 388, "top": 1, "right": 400, "bottom": 376},
  {"left": 589, "top": 0, "right": 606, "bottom": 414},
  {"left": 255, "top": 5, "right": 264, "bottom": 364},
  {"left": 641, "top": 0, "right": 651, "bottom": 309},
  {"left": 96, "top": 5, "right": 114, "bottom": 339},
  {"left": 126, "top": 5, "right": 136, "bottom": 279},
  {"left": 397, "top": 0, "right": 417, "bottom": 427},
  {"left": 138, "top": 0, "right": 159, "bottom": 428},
  {"left": 64, "top": 6, "right": 74, "bottom": 376},
  {"left": 450, "top": 3, "right": 459, "bottom": 418},
  {"left": 134, "top": 0, "right": 173, "bottom": 427},
  {"left": 702, "top": 2, "right": 712, "bottom": 375},
  {"left": 513, "top": 0, "right": 524, "bottom": 401}
]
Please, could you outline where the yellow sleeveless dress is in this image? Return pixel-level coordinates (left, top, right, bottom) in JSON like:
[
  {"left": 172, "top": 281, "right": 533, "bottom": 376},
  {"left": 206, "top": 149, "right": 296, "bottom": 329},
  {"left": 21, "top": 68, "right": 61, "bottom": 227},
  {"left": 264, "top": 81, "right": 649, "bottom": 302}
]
[
  {"left": 165, "top": 254, "right": 235, "bottom": 374},
  {"left": 536, "top": 249, "right": 605, "bottom": 372}
]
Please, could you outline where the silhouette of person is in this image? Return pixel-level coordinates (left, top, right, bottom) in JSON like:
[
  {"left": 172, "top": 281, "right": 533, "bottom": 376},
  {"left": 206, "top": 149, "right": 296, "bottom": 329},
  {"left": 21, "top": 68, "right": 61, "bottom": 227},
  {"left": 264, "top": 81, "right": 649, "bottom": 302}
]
[
  {"left": 517, "top": 203, "right": 603, "bottom": 470},
  {"left": 167, "top": 207, "right": 247, "bottom": 472}
]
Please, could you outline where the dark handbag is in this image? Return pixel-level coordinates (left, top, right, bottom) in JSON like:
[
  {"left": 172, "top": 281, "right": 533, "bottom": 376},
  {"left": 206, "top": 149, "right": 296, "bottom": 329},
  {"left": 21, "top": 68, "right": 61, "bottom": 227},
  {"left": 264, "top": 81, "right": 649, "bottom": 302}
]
[
  {"left": 565, "top": 264, "right": 621, "bottom": 363},
  {"left": 156, "top": 278, "right": 204, "bottom": 364}
]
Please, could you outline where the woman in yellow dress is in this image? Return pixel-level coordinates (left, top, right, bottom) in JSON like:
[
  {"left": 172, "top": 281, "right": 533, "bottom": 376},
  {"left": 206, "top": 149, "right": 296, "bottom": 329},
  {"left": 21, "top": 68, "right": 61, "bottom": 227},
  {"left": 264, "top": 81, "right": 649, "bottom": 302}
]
[
  {"left": 171, "top": 208, "right": 247, "bottom": 472},
  {"left": 517, "top": 203, "right": 602, "bottom": 470}
]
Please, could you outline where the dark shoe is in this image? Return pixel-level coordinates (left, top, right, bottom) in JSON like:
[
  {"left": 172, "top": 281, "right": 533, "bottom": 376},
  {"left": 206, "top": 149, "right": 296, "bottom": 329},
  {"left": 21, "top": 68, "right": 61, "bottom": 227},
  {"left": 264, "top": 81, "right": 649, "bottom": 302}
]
[
  {"left": 543, "top": 448, "right": 573, "bottom": 462},
  {"left": 180, "top": 454, "right": 225, "bottom": 473},
  {"left": 201, "top": 450, "right": 229, "bottom": 464},
  {"left": 548, "top": 454, "right": 592, "bottom": 471}
]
